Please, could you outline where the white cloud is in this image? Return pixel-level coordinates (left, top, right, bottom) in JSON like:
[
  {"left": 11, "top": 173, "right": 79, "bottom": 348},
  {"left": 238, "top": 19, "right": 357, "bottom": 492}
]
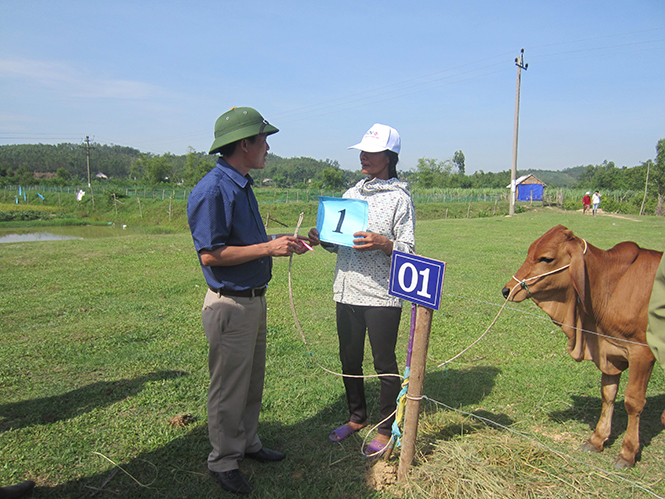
[{"left": 0, "top": 58, "right": 166, "bottom": 100}]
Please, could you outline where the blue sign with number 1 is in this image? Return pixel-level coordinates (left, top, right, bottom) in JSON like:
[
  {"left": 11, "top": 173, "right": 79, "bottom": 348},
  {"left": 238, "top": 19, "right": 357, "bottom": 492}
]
[
  {"left": 389, "top": 250, "right": 446, "bottom": 310},
  {"left": 316, "top": 197, "right": 369, "bottom": 247}
]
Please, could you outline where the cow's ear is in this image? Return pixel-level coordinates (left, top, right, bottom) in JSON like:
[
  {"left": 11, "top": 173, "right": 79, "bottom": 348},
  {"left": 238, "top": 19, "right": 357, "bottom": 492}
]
[{"left": 568, "top": 245, "right": 588, "bottom": 314}]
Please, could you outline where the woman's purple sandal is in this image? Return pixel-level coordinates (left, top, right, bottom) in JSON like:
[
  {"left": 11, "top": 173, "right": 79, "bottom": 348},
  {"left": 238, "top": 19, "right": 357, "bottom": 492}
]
[
  {"left": 364, "top": 437, "right": 392, "bottom": 457},
  {"left": 329, "top": 422, "right": 367, "bottom": 442}
]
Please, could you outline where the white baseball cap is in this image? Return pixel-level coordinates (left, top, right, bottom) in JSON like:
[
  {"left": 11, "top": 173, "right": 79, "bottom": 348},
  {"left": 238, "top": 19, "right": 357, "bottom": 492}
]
[{"left": 348, "top": 123, "right": 401, "bottom": 154}]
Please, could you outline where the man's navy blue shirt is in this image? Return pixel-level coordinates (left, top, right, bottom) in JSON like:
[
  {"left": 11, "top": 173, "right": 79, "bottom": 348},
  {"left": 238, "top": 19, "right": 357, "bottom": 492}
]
[{"left": 187, "top": 158, "right": 272, "bottom": 291}]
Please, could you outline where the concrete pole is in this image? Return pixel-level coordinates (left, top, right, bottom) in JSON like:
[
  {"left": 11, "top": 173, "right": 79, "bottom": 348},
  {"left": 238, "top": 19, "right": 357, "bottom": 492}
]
[
  {"left": 85, "top": 135, "right": 91, "bottom": 188},
  {"left": 509, "top": 49, "right": 527, "bottom": 216},
  {"left": 397, "top": 305, "right": 433, "bottom": 483}
]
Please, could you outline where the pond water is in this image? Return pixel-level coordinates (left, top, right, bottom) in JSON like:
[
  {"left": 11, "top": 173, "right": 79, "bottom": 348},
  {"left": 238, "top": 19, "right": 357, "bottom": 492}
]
[{"left": 0, "top": 225, "right": 140, "bottom": 244}]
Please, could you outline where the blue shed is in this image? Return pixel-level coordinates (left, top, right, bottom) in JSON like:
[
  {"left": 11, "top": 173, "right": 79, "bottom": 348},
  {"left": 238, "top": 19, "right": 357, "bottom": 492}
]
[{"left": 509, "top": 174, "right": 546, "bottom": 201}]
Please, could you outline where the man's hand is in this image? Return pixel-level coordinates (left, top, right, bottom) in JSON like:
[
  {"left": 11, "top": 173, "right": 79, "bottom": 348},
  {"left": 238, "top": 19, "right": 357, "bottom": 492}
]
[{"left": 268, "top": 235, "right": 299, "bottom": 257}]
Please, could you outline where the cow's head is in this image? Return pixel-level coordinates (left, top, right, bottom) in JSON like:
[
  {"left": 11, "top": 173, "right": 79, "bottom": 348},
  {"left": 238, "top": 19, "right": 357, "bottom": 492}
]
[{"left": 501, "top": 225, "right": 588, "bottom": 313}]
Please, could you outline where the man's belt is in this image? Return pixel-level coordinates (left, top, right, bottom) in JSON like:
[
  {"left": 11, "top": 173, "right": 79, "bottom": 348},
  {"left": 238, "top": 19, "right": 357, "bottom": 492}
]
[{"left": 209, "top": 286, "right": 267, "bottom": 298}]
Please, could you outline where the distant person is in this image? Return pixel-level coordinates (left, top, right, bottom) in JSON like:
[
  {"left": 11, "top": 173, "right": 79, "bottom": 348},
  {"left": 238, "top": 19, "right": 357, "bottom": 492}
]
[
  {"left": 583, "top": 192, "right": 591, "bottom": 215},
  {"left": 307, "top": 124, "right": 416, "bottom": 457},
  {"left": 592, "top": 190, "right": 602, "bottom": 216},
  {"left": 0, "top": 480, "right": 35, "bottom": 499},
  {"left": 187, "top": 107, "right": 308, "bottom": 495}
]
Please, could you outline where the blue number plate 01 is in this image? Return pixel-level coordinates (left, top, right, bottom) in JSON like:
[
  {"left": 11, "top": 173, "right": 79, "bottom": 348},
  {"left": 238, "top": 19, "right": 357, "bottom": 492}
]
[{"left": 389, "top": 250, "right": 446, "bottom": 310}]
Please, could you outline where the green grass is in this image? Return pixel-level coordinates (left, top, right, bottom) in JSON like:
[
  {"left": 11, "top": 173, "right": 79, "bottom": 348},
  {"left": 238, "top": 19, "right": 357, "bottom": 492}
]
[{"left": 3, "top": 209, "right": 665, "bottom": 497}]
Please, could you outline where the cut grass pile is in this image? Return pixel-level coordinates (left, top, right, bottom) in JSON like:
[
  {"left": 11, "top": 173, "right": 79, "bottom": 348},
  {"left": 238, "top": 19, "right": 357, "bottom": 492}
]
[{"left": 2, "top": 208, "right": 665, "bottom": 498}]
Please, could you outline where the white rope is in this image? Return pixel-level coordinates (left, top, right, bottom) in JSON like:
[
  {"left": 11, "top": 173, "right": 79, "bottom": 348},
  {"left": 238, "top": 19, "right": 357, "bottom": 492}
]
[{"left": 286, "top": 213, "right": 402, "bottom": 381}]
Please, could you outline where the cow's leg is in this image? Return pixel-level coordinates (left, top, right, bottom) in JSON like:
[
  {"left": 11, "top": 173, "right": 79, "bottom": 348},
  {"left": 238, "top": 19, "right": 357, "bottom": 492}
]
[
  {"left": 614, "top": 355, "right": 654, "bottom": 469},
  {"left": 582, "top": 372, "right": 620, "bottom": 454}
]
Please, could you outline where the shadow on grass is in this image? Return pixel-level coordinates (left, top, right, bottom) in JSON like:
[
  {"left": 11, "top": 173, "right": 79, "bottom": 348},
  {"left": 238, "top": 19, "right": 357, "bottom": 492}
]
[
  {"left": 419, "top": 366, "right": 514, "bottom": 454},
  {"left": 0, "top": 370, "right": 187, "bottom": 433},
  {"left": 423, "top": 365, "right": 501, "bottom": 407},
  {"left": 30, "top": 366, "right": 502, "bottom": 498},
  {"left": 548, "top": 393, "right": 665, "bottom": 462},
  {"left": 31, "top": 368, "right": 502, "bottom": 498},
  {"left": 35, "top": 390, "right": 385, "bottom": 499}
]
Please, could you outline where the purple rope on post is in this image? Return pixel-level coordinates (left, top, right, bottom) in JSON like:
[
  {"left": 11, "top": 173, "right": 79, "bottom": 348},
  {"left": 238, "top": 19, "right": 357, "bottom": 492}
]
[{"left": 406, "top": 303, "right": 416, "bottom": 368}]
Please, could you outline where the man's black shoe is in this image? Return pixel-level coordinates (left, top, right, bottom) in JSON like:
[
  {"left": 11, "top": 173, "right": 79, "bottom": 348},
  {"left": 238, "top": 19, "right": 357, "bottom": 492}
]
[
  {"left": 245, "top": 447, "right": 285, "bottom": 463},
  {"left": 0, "top": 480, "right": 36, "bottom": 499},
  {"left": 208, "top": 469, "right": 251, "bottom": 495}
]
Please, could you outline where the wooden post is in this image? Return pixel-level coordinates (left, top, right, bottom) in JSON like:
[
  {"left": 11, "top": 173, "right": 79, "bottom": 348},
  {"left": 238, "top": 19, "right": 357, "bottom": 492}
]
[{"left": 398, "top": 305, "right": 433, "bottom": 483}]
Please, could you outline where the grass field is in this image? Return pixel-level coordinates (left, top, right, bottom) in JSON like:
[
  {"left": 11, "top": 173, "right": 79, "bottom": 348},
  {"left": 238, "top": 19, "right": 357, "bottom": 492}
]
[{"left": 3, "top": 208, "right": 665, "bottom": 498}]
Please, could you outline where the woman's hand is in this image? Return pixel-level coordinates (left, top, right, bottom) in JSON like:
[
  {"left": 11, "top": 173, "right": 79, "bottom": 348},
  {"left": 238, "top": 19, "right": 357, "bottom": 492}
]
[
  {"left": 352, "top": 231, "right": 393, "bottom": 255},
  {"left": 307, "top": 227, "right": 322, "bottom": 246}
]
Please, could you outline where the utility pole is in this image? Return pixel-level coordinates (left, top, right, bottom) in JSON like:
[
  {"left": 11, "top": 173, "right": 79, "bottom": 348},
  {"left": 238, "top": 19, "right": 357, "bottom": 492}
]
[
  {"left": 509, "top": 49, "right": 528, "bottom": 216},
  {"left": 85, "top": 135, "right": 91, "bottom": 188}
]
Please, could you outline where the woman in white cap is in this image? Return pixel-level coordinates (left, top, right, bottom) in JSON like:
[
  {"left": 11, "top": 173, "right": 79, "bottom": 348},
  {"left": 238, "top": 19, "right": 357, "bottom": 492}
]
[{"left": 308, "top": 124, "right": 416, "bottom": 456}]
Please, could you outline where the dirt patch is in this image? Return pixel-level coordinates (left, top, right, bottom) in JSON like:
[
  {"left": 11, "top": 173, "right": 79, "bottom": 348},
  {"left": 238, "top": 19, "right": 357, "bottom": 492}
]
[
  {"left": 365, "top": 460, "right": 398, "bottom": 491},
  {"left": 167, "top": 414, "right": 194, "bottom": 427},
  {"left": 602, "top": 212, "right": 641, "bottom": 222}
]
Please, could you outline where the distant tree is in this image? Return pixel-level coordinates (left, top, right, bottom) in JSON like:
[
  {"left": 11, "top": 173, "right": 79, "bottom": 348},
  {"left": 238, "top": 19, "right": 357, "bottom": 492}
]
[
  {"left": 412, "top": 158, "right": 453, "bottom": 188},
  {"left": 453, "top": 150, "right": 465, "bottom": 175},
  {"left": 182, "top": 149, "right": 214, "bottom": 186},
  {"left": 652, "top": 139, "right": 665, "bottom": 215},
  {"left": 321, "top": 167, "right": 345, "bottom": 190},
  {"left": 56, "top": 167, "right": 71, "bottom": 181},
  {"left": 145, "top": 156, "right": 173, "bottom": 185},
  {"left": 15, "top": 164, "right": 35, "bottom": 185}
]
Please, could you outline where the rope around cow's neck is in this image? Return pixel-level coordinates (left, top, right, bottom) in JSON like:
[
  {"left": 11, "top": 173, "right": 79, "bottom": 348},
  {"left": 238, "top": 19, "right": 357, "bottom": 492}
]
[
  {"left": 426, "top": 240, "right": 593, "bottom": 372},
  {"left": 509, "top": 239, "right": 588, "bottom": 299}
]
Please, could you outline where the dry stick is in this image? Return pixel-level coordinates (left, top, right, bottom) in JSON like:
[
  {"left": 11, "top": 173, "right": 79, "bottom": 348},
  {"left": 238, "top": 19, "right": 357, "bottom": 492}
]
[{"left": 92, "top": 452, "right": 157, "bottom": 488}]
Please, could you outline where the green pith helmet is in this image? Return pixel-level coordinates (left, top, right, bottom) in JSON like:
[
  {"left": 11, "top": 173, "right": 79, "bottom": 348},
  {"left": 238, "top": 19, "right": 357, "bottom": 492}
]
[{"left": 209, "top": 107, "right": 279, "bottom": 154}]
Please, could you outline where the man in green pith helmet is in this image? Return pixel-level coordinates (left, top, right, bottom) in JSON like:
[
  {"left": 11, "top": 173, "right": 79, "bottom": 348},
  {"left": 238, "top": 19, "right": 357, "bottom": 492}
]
[{"left": 187, "top": 107, "right": 308, "bottom": 495}]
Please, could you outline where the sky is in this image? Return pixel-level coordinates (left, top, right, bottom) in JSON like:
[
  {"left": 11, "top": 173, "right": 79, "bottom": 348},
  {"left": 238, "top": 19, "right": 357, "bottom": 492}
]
[{"left": 1, "top": 1, "right": 663, "bottom": 174}]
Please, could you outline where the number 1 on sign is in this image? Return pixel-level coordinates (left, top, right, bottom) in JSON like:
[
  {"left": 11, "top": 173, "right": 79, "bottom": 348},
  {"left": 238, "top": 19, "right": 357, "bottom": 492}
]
[
  {"left": 333, "top": 209, "right": 346, "bottom": 233},
  {"left": 398, "top": 263, "right": 432, "bottom": 298}
]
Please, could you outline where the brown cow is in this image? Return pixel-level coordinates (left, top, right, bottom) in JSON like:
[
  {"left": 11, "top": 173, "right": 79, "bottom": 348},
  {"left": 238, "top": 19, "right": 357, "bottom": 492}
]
[{"left": 501, "top": 225, "right": 662, "bottom": 468}]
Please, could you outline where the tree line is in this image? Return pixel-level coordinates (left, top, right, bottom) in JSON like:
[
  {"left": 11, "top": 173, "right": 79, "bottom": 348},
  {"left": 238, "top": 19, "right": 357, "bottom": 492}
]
[{"left": 1, "top": 139, "right": 663, "bottom": 198}]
